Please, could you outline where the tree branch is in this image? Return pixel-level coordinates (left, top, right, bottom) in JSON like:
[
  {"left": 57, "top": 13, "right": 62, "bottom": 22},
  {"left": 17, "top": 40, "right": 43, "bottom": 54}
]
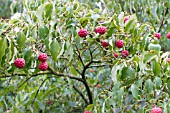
[
  {"left": 73, "top": 85, "right": 88, "bottom": 105},
  {"left": 48, "top": 66, "right": 83, "bottom": 82}
]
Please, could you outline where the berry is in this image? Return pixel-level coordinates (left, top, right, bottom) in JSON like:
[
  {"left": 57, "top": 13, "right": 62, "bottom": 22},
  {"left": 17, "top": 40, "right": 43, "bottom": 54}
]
[
  {"left": 84, "top": 111, "right": 91, "bottom": 113},
  {"left": 38, "top": 62, "right": 48, "bottom": 71},
  {"left": 38, "top": 53, "right": 48, "bottom": 62},
  {"left": 113, "top": 53, "right": 118, "bottom": 58},
  {"left": 166, "top": 58, "right": 170, "bottom": 63},
  {"left": 167, "top": 32, "right": 170, "bottom": 39},
  {"left": 102, "top": 41, "right": 109, "bottom": 47},
  {"left": 46, "top": 100, "right": 52, "bottom": 105},
  {"left": 151, "top": 107, "right": 162, "bottom": 113},
  {"left": 14, "top": 58, "right": 25, "bottom": 68},
  {"left": 96, "top": 84, "right": 101, "bottom": 88},
  {"left": 124, "top": 17, "right": 129, "bottom": 23},
  {"left": 153, "top": 33, "right": 161, "bottom": 39},
  {"left": 115, "top": 40, "right": 124, "bottom": 48},
  {"left": 78, "top": 29, "right": 88, "bottom": 37},
  {"left": 121, "top": 50, "right": 129, "bottom": 58},
  {"left": 90, "top": 69, "right": 95, "bottom": 73},
  {"left": 95, "top": 26, "right": 106, "bottom": 35}
]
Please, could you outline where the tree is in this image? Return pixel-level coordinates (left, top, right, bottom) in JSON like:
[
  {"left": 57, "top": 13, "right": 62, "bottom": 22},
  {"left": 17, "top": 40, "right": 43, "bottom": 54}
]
[{"left": 0, "top": 0, "right": 170, "bottom": 112}]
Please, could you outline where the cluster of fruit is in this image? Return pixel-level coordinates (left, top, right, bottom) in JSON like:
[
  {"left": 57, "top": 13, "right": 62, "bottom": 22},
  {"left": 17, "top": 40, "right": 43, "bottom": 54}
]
[{"left": 14, "top": 53, "right": 48, "bottom": 71}]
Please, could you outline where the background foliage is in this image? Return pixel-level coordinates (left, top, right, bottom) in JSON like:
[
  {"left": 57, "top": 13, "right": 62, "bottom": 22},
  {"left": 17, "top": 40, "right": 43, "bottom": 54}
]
[{"left": 0, "top": 0, "right": 170, "bottom": 113}]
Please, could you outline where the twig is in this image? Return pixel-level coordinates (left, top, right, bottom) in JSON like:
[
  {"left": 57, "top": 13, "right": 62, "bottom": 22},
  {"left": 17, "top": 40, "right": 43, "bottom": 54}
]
[{"left": 73, "top": 85, "right": 88, "bottom": 105}]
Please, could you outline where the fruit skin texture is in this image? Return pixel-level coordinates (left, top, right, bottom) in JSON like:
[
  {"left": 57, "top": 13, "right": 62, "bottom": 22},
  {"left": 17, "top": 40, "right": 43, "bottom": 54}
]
[
  {"left": 151, "top": 107, "right": 162, "bottom": 113},
  {"left": 102, "top": 41, "right": 109, "bottom": 47},
  {"left": 84, "top": 111, "right": 91, "bottom": 113},
  {"left": 113, "top": 53, "right": 118, "bottom": 58},
  {"left": 78, "top": 29, "right": 88, "bottom": 37},
  {"left": 167, "top": 32, "right": 170, "bottom": 39},
  {"left": 38, "top": 62, "right": 48, "bottom": 71},
  {"left": 95, "top": 26, "right": 106, "bottom": 34},
  {"left": 153, "top": 33, "right": 161, "bottom": 39},
  {"left": 14, "top": 58, "right": 25, "bottom": 68},
  {"left": 121, "top": 50, "right": 129, "bottom": 57},
  {"left": 124, "top": 17, "right": 129, "bottom": 23},
  {"left": 38, "top": 53, "right": 48, "bottom": 62},
  {"left": 115, "top": 40, "right": 124, "bottom": 48}
]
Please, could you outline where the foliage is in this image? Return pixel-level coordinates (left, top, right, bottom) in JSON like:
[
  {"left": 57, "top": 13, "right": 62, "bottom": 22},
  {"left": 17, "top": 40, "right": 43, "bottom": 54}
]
[{"left": 0, "top": 0, "right": 170, "bottom": 112}]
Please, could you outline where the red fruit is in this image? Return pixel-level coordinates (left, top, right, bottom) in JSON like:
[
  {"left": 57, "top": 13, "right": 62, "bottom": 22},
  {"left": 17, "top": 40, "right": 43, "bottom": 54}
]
[
  {"left": 167, "top": 32, "right": 170, "bottom": 39},
  {"left": 38, "top": 53, "right": 47, "bottom": 62},
  {"left": 84, "top": 111, "right": 91, "bottom": 113},
  {"left": 102, "top": 41, "right": 109, "bottom": 47},
  {"left": 38, "top": 62, "right": 48, "bottom": 71},
  {"left": 14, "top": 58, "right": 25, "bottom": 68},
  {"left": 90, "top": 69, "right": 95, "bottom": 73},
  {"left": 153, "top": 33, "right": 161, "bottom": 39},
  {"left": 151, "top": 107, "right": 162, "bottom": 113},
  {"left": 113, "top": 53, "right": 118, "bottom": 58},
  {"left": 96, "top": 84, "right": 101, "bottom": 88},
  {"left": 166, "top": 58, "right": 170, "bottom": 63},
  {"left": 95, "top": 26, "right": 106, "bottom": 35},
  {"left": 124, "top": 17, "right": 129, "bottom": 23},
  {"left": 46, "top": 100, "right": 52, "bottom": 105},
  {"left": 115, "top": 40, "right": 124, "bottom": 48},
  {"left": 121, "top": 50, "right": 129, "bottom": 57},
  {"left": 78, "top": 29, "right": 88, "bottom": 37}
]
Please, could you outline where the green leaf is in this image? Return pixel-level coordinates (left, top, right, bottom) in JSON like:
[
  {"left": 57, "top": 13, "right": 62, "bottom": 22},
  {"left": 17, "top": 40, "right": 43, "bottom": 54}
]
[
  {"left": 125, "top": 19, "right": 136, "bottom": 32},
  {"left": 151, "top": 60, "right": 161, "bottom": 76},
  {"left": 121, "top": 66, "right": 136, "bottom": 80},
  {"left": 38, "top": 25, "right": 49, "bottom": 39},
  {"left": 130, "top": 84, "right": 139, "bottom": 99},
  {"left": 154, "top": 77, "right": 162, "bottom": 89},
  {"left": 50, "top": 39, "right": 61, "bottom": 62},
  {"left": 17, "top": 32, "right": 26, "bottom": 49},
  {"left": 145, "top": 79, "right": 153, "bottom": 94},
  {"left": 0, "top": 37, "right": 7, "bottom": 65},
  {"left": 85, "top": 104, "right": 94, "bottom": 111},
  {"left": 148, "top": 43, "right": 161, "bottom": 51}
]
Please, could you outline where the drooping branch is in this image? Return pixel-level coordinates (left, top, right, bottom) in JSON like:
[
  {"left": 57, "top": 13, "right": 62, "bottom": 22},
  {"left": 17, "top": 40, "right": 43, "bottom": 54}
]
[
  {"left": 48, "top": 66, "right": 83, "bottom": 82},
  {"left": 73, "top": 85, "right": 88, "bottom": 105}
]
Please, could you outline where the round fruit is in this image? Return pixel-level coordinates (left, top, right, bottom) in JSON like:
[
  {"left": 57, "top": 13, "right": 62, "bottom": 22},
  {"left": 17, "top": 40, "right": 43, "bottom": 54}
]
[
  {"left": 78, "top": 29, "right": 88, "bottom": 37},
  {"left": 124, "top": 17, "right": 129, "bottom": 23},
  {"left": 14, "top": 58, "right": 25, "bottom": 68},
  {"left": 38, "top": 62, "right": 48, "bottom": 71},
  {"left": 153, "top": 33, "right": 161, "bottom": 39},
  {"left": 102, "top": 41, "right": 109, "bottom": 47},
  {"left": 84, "top": 111, "right": 91, "bottom": 113},
  {"left": 151, "top": 107, "right": 162, "bottom": 113},
  {"left": 121, "top": 50, "right": 129, "bottom": 57},
  {"left": 38, "top": 53, "right": 48, "bottom": 62},
  {"left": 95, "top": 26, "right": 106, "bottom": 35},
  {"left": 166, "top": 58, "right": 170, "bottom": 63},
  {"left": 113, "top": 53, "right": 118, "bottom": 58},
  {"left": 115, "top": 40, "right": 124, "bottom": 48},
  {"left": 167, "top": 32, "right": 170, "bottom": 39}
]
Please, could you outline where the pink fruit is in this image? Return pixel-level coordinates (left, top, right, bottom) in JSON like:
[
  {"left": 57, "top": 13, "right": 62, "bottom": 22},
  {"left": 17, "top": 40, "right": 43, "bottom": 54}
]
[
  {"left": 153, "top": 33, "right": 161, "bottom": 39},
  {"left": 46, "top": 100, "right": 52, "bottom": 105},
  {"left": 96, "top": 84, "right": 101, "bottom": 88},
  {"left": 167, "top": 32, "right": 170, "bottom": 39},
  {"left": 115, "top": 40, "right": 124, "bottom": 48},
  {"left": 38, "top": 53, "right": 48, "bottom": 62},
  {"left": 166, "top": 58, "right": 170, "bottom": 63},
  {"left": 151, "top": 107, "right": 162, "bottom": 113},
  {"left": 121, "top": 50, "right": 129, "bottom": 57},
  {"left": 38, "top": 62, "right": 48, "bottom": 71},
  {"left": 90, "top": 69, "right": 95, "bottom": 73},
  {"left": 78, "top": 29, "right": 88, "bottom": 37},
  {"left": 113, "top": 53, "right": 118, "bottom": 58},
  {"left": 14, "top": 58, "right": 25, "bottom": 68},
  {"left": 102, "top": 41, "right": 109, "bottom": 47},
  {"left": 95, "top": 26, "right": 106, "bottom": 35},
  {"left": 84, "top": 111, "right": 91, "bottom": 113},
  {"left": 124, "top": 17, "right": 129, "bottom": 23}
]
